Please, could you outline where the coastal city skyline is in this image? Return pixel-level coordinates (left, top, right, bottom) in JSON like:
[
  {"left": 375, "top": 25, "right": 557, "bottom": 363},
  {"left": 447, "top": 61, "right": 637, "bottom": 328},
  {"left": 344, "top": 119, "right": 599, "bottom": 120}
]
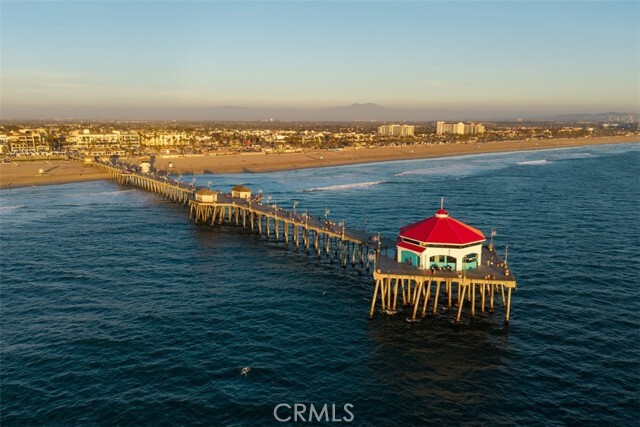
[{"left": 2, "top": 1, "right": 638, "bottom": 120}]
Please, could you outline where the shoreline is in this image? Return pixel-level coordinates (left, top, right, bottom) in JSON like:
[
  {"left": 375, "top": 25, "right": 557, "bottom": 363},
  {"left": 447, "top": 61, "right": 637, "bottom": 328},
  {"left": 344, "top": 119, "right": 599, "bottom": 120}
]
[
  {"left": 1, "top": 135, "right": 637, "bottom": 190},
  {"left": 151, "top": 135, "right": 638, "bottom": 175}
]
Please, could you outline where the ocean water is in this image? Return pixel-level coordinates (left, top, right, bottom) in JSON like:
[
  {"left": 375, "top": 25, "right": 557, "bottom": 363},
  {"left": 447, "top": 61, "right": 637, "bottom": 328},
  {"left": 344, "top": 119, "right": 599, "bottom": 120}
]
[{"left": 1, "top": 143, "right": 638, "bottom": 426}]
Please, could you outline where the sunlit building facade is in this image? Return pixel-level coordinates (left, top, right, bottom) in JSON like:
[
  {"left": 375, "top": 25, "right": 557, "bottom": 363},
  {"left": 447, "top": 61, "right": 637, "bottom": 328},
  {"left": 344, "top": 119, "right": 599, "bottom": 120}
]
[
  {"left": 378, "top": 125, "right": 415, "bottom": 137},
  {"left": 436, "top": 121, "right": 485, "bottom": 135}
]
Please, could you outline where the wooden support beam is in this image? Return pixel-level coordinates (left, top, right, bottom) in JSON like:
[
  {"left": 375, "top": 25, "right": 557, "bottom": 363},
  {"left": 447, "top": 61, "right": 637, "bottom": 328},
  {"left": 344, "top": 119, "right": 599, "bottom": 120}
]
[
  {"left": 490, "top": 284, "right": 495, "bottom": 312},
  {"left": 505, "top": 287, "right": 512, "bottom": 324},
  {"left": 411, "top": 281, "right": 423, "bottom": 321},
  {"left": 432, "top": 281, "right": 441, "bottom": 315},
  {"left": 392, "top": 278, "right": 399, "bottom": 311},
  {"left": 380, "top": 280, "right": 387, "bottom": 310},
  {"left": 456, "top": 285, "right": 467, "bottom": 323},
  {"left": 421, "top": 280, "right": 431, "bottom": 317},
  {"left": 370, "top": 279, "right": 381, "bottom": 318},
  {"left": 471, "top": 283, "right": 476, "bottom": 316}
]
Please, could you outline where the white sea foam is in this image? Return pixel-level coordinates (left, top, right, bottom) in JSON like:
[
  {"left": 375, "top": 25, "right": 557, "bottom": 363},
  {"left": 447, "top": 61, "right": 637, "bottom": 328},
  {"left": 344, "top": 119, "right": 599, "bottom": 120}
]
[
  {"left": 0, "top": 205, "right": 26, "bottom": 211},
  {"left": 395, "top": 164, "right": 487, "bottom": 177},
  {"left": 96, "top": 189, "right": 137, "bottom": 196},
  {"left": 516, "top": 160, "right": 551, "bottom": 166},
  {"left": 303, "top": 181, "right": 383, "bottom": 192}
]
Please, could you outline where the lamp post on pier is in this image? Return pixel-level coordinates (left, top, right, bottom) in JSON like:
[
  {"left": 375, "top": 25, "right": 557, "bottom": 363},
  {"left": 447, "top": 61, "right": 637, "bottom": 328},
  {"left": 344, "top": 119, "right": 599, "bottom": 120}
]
[
  {"left": 371, "top": 232, "right": 381, "bottom": 269},
  {"left": 504, "top": 245, "right": 510, "bottom": 275},
  {"left": 367, "top": 247, "right": 376, "bottom": 271}
]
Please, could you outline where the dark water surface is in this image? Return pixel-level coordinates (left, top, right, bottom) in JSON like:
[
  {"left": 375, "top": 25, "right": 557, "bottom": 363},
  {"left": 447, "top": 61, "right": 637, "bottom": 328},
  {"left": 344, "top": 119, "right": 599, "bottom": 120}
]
[{"left": 2, "top": 143, "right": 639, "bottom": 426}]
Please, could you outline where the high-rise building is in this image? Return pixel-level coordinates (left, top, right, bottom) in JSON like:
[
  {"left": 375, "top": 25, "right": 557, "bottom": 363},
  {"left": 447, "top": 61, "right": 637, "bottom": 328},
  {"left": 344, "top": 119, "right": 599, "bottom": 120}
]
[
  {"left": 377, "top": 125, "right": 415, "bottom": 137},
  {"left": 436, "top": 121, "right": 485, "bottom": 135}
]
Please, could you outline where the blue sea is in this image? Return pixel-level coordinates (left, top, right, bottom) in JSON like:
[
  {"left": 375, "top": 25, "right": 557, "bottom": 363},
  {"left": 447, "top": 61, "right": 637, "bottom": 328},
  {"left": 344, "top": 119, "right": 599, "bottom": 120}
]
[{"left": 2, "top": 143, "right": 639, "bottom": 426}]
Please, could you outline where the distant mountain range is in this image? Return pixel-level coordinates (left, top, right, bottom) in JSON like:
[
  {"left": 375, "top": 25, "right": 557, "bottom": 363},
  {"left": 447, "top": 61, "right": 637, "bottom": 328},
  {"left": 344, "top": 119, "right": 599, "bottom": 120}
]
[
  {"left": 4, "top": 103, "right": 638, "bottom": 122},
  {"left": 200, "top": 103, "right": 444, "bottom": 121}
]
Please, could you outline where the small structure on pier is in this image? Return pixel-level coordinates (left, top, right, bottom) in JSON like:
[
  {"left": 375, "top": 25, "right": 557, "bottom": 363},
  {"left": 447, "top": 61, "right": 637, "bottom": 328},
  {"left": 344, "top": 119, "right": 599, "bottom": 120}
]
[
  {"left": 231, "top": 185, "right": 251, "bottom": 199},
  {"left": 396, "top": 204, "right": 485, "bottom": 271},
  {"left": 140, "top": 161, "right": 151, "bottom": 174},
  {"left": 195, "top": 188, "right": 218, "bottom": 203}
]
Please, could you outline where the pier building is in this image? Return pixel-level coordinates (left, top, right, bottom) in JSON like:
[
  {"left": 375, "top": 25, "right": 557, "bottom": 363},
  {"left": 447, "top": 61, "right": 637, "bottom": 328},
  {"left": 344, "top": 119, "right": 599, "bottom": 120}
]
[
  {"left": 396, "top": 204, "right": 485, "bottom": 270},
  {"left": 374, "top": 201, "right": 516, "bottom": 323},
  {"left": 231, "top": 185, "right": 252, "bottom": 199},
  {"left": 195, "top": 188, "right": 218, "bottom": 203}
]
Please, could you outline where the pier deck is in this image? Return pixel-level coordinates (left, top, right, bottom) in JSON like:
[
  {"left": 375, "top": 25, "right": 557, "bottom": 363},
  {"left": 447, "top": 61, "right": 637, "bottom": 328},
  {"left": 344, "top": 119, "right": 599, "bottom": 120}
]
[{"left": 373, "top": 246, "right": 516, "bottom": 323}]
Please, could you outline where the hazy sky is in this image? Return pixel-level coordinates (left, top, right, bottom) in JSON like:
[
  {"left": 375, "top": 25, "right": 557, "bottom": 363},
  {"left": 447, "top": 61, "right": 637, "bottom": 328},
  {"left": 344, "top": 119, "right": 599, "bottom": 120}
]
[{"left": 1, "top": 0, "right": 639, "bottom": 118}]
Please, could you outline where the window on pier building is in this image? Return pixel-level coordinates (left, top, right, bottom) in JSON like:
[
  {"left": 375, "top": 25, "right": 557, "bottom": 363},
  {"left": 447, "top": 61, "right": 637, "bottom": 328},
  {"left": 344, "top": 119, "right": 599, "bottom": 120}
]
[
  {"left": 429, "top": 255, "right": 457, "bottom": 269},
  {"left": 401, "top": 251, "right": 420, "bottom": 267},
  {"left": 463, "top": 253, "right": 479, "bottom": 269}
]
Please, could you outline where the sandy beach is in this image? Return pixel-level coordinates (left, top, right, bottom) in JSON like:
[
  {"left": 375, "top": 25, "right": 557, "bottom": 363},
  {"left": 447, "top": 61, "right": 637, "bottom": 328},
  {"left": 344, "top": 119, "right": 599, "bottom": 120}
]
[
  {"left": 1, "top": 135, "right": 636, "bottom": 190},
  {"left": 152, "top": 135, "right": 638, "bottom": 174},
  {"left": 0, "top": 160, "right": 109, "bottom": 190}
]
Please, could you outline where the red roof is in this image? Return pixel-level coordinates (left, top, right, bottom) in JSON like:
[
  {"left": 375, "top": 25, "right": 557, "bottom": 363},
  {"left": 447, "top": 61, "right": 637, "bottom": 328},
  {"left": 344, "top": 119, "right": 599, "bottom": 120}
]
[
  {"left": 399, "top": 208, "right": 485, "bottom": 245},
  {"left": 396, "top": 239, "right": 427, "bottom": 254}
]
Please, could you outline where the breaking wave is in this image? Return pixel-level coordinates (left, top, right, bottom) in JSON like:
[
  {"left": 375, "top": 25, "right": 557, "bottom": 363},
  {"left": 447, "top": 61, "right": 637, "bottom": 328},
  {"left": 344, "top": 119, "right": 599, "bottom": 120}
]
[
  {"left": 303, "top": 181, "right": 383, "bottom": 192},
  {"left": 95, "top": 189, "right": 137, "bottom": 196},
  {"left": 0, "top": 205, "right": 26, "bottom": 211},
  {"left": 395, "top": 164, "right": 491, "bottom": 177},
  {"left": 516, "top": 160, "right": 551, "bottom": 166}
]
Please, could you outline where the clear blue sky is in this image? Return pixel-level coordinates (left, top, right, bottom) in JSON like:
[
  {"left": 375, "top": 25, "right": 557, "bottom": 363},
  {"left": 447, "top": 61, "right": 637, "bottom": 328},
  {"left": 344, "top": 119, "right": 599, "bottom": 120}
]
[{"left": 1, "top": 0, "right": 638, "bottom": 118}]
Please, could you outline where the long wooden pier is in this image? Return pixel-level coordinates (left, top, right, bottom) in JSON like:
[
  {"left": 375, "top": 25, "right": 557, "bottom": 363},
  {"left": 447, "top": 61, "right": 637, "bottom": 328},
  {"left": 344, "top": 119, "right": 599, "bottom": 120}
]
[
  {"left": 88, "top": 158, "right": 517, "bottom": 324},
  {"left": 189, "top": 192, "right": 383, "bottom": 271},
  {"left": 93, "top": 162, "right": 193, "bottom": 205}
]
